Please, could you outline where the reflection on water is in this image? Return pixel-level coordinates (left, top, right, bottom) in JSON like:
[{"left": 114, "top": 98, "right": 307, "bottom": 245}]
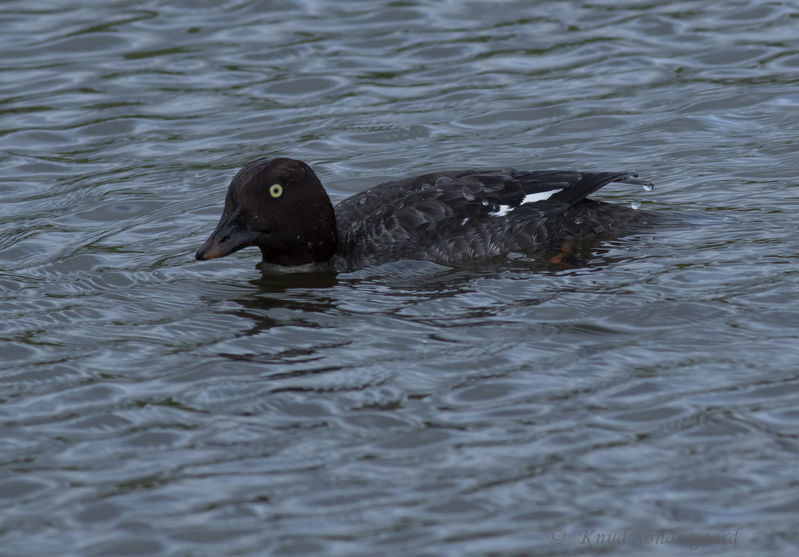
[{"left": 2, "top": 0, "right": 799, "bottom": 555}]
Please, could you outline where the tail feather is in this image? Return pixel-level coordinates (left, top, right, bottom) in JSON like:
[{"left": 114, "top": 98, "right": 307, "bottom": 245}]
[{"left": 548, "top": 172, "right": 653, "bottom": 206}]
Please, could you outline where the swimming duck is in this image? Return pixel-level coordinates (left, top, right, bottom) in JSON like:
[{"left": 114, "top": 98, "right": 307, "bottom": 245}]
[{"left": 195, "top": 157, "right": 654, "bottom": 271}]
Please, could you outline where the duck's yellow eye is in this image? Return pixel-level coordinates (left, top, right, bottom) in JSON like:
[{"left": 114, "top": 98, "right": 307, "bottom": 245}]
[{"left": 269, "top": 183, "right": 283, "bottom": 198}]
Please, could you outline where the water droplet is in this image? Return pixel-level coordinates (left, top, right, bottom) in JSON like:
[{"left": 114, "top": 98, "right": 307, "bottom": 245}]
[
  {"left": 574, "top": 217, "right": 583, "bottom": 225},
  {"left": 481, "top": 199, "right": 489, "bottom": 206},
  {"left": 435, "top": 176, "right": 453, "bottom": 186},
  {"left": 641, "top": 183, "right": 654, "bottom": 192},
  {"left": 462, "top": 191, "right": 475, "bottom": 201},
  {"left": 630, "top": 200, "right": 641, "bottom": 210}
]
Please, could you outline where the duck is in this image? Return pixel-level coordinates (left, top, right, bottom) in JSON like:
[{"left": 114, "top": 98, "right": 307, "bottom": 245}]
[{"left": 195, "top": 157, "right": 655, "bottom": 272}]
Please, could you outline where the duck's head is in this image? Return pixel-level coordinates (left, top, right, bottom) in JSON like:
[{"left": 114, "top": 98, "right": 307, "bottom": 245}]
[{"left": 195, "top": 157, "right": 338, "bottom": 266}]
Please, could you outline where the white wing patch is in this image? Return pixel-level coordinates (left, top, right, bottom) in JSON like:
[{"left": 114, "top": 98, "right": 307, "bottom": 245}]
[
  {"left": 521, "top": 189, "right": 562, "bottom": 204},
  {"left": 489, "top": 188, "right": 563, "bottom": 217}
]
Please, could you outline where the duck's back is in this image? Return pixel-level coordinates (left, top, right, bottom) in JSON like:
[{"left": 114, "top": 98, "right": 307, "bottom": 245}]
[{"left": 332, "top": 168, "right": 652, "bottom": 270}]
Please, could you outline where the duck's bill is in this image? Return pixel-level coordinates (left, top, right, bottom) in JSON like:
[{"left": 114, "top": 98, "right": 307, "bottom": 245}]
[{"left": 195, "top": 211, "right": 260, "bottom": 260}]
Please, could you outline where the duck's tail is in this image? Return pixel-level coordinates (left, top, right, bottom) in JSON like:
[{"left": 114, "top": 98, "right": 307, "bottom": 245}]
[{"left": 546, "top": 171, "right": 654, "bottom": 207}]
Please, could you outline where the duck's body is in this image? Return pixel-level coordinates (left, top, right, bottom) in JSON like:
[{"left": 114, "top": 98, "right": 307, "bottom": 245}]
[{"left": 195, "top": 158, "right": 655, "bottom": 272}]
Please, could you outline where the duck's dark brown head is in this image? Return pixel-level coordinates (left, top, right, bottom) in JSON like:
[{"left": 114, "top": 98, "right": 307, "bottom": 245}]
[{"left": 195, "top": 157, "right": 338, "bottom": 266}]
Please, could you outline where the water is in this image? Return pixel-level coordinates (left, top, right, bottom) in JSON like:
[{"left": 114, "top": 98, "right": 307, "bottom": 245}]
[{"left": 2, "top": 1, "right": 799, "bottom": 555}]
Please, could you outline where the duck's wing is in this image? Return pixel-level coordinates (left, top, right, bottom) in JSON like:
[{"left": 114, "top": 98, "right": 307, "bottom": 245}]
[
  {"left": 336, "top": 168, "right": 649, "bottom": 223},
  {"left": 333, "top": 169, "right": 527, "bottom": 251},
  {"left": 506, "top": 170, "right": 653, "bottom": 207}
]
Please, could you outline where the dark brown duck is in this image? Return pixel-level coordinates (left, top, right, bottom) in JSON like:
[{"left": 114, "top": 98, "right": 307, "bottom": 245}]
[{"left": 196, "top": 157, "right": 655, "bottom": 272}]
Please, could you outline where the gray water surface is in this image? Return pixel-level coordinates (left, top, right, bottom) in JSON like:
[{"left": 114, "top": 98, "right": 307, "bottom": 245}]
[{"left": 2, "top": 1, "right": 799, "bottom": 555}]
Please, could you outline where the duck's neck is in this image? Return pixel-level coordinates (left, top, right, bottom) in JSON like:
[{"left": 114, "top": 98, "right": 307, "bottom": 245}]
[
  {"left": 259, "top": 233, "right": 336, "bottom": 267},
  {"left": 258, "top": 198, "right": 339, "bottom": 267}
]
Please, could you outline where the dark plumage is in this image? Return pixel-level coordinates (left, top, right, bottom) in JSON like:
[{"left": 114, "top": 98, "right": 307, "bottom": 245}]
[{"left": 195, "top": 157, "right": 655, "bottom": 272}]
